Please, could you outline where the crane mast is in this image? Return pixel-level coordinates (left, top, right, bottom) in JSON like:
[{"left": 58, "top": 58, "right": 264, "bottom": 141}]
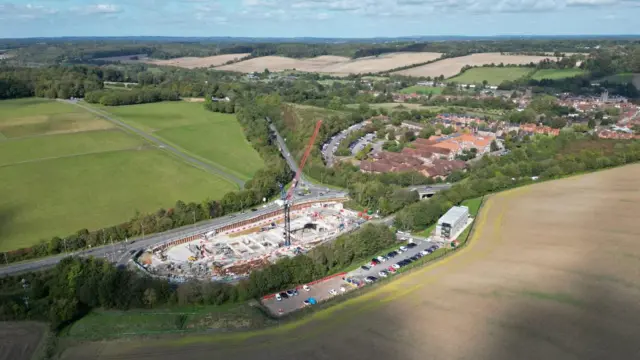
[{"left": 283, "top": 120, "right": 323, "bottom": 246}]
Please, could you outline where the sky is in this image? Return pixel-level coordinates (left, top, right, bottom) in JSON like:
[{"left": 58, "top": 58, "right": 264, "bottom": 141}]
[{"left": 1, "top": 0, "right": 639, "bottom": 38}]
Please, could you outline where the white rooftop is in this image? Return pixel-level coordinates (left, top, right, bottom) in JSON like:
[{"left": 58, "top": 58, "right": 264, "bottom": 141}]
[{"left": 438, "top": 206, "right": 469, "bottom": 225}]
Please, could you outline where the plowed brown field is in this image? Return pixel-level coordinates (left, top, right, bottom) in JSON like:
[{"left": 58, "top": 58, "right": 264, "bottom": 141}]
[
  {"left": 62, "top": 164, "right": 640, "bottom": 360},
  {"left": 215, "top": 53, "right": 442, "bottom": 75},
  {"left": 394, "top": 53, "right": 561, "bottom": 78},
  {"left": 142, "top": 54, "right": 251, "bottom": 69},
  {"left": 0, "top": 322, "right": 47, "bottom": 360}
]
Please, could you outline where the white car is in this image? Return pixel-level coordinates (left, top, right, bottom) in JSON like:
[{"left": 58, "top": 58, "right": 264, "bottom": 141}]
[
  {"left": 303, "top": 285, "right": 311, "bottom": 292},
  {"left": 340, "top": 286, "right": 347, "bottom": 293},
  {"left": 275, "top": 294, "right": 282, "bottom": 301},
  {"left": 396, "top": 248, "right": 404, "bottom": 254},
  {"left": 378, "top": 270, "right": 388, "bottom": 278},
  {"left": 376, "top": 256, "right": 388, "bottom": 262},
  {"left": 420, "top": 250, "right": 430, "bottom": 256},
  {"left": 329, "top": 289, "right": 338, "bottom": 296},
  {"left": 399, "top": 246, "right": 408, "bottom": 252},
  {"left": 392, "top": 263, "right": 401, "bottom": 269}
]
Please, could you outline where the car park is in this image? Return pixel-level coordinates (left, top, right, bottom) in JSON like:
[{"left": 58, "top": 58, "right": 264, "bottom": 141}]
[{"left": 365, "top": 276, "right": 378, "bottom": 283}]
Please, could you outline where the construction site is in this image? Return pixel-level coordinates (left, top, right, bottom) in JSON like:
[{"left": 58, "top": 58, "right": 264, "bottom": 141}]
[
  {"left": 134, "top": 118, "right": 367, "bottom": 282},
  {"left": 136, "top": 201, "right": 364, "bottom": 282}
]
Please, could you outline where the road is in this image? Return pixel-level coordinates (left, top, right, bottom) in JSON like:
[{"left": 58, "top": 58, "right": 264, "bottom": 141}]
[
  {"left": 321, "top": 122, "right": 367, "bottom": 167},
  {"left": 0, "top": 191, "right": 347, "bottom": 276},
  {"left": 0, "top": 120, "right": 347, "bottom": 277},
  {"left": 0, "top": 119, "right": 448, "bottom": 277},
  {"left": 64, "top": 100, "right": 246, "bottom": 187}
]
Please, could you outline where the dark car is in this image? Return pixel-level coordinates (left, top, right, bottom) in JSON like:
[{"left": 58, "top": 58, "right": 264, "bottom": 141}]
[
  {"left": 251, "top": 208, "right": 258, "bottom": 212},
  {"left": 279, "top": 292, "right": 289, "bottom": 299},
  {"left": 406, "top": 242, "right": 418, "bottom": 248},
  {"left": 370, "top": 258, "right": 380, "bottom": 265},
  {"left": 361, "top": 265, "right": 371, "bottom": 271},
  {"left": 387, "top": 251, "right": 398, "bottom": 258},
  {"left": 410, "top": 255, "right": 420, "bottom": 261},
  {"left": 365, "top": 276, "right": 378, "bottom": 283}
]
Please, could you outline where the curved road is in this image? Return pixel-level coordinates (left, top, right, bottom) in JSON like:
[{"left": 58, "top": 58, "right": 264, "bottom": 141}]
[{"left": 0, "top": 117, "right": 450, "bottom": 277}]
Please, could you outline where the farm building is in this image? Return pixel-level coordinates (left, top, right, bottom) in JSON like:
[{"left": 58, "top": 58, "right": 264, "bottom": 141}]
[{"left": 436, "top": 206, "right": 469, "bottom": 240}]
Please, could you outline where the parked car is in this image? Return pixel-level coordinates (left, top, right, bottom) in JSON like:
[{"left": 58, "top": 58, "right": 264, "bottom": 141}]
[
  {"left": 387, "top": 251, "right": 398, "bottom": 258},
  {"left": 387, "top": 266, "right": 397, "bottom": 273},
  {"left": 407, "top": 242, "right": 418, "bottom": 249},
  {"left": 396, "top": 248, "right": 404, "bottom": 254},
  {"left": 303, "top": 299, "right": 311, "bottom": 306},
  {"left": 275, "top": 294, "right": 282, "bottom": 301},
  {"left": 365, "top": 276, "right": 378, "bottom": 283},
  {"left": 370, "top": 258, "right": 380, "bottom": 265},
  {"left": 329, "top": 289, "right": 338, "bottom": 296},
  {"left": 420, "top": 250, "right": 431, "bottom": 256},
  {"left": 378, "top": 270, "right": 388, "bottom": 278},
  {"left": 279, "top": 292, "right": 289, "bottom": 299},
  {"left": 399, "top": 246, "right": 408, "bottom": 252},
  {"left": 361, "top": 265, "right": 371, "bottom": 271},
  {"left": 376, "top": 256, "right": 388, "bottom": 262},
  {"left": 303, "top": 285, "right": 311, "bottom": 292},
  {"left": 286, "top": 290, "right": 295, "bottom": 297},
  {"left": 392, "top": 263, "right": 402, "bottom": 269},
  {"left": 340, "top": 286, "right": 347, "bottom": 293}
]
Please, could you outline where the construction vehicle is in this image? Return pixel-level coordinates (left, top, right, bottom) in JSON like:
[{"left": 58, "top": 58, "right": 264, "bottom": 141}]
[{"left": 282, "top": 119, "right": 323, "bottom": 246}]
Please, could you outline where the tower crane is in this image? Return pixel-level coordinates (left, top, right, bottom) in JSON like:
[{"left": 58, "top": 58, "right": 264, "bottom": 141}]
[{"left": 283, "top": 119, "right": 323, "bottom": 246}]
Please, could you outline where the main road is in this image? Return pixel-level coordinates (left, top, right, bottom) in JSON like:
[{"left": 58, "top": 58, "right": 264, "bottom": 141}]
[{"left": 0, "top": 118, "right": 450, "bottom": 277}]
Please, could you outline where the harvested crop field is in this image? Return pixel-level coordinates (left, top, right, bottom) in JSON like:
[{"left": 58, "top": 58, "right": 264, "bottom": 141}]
[
  {"left": 215, "top": 52, "right": 442, "bottom": 75},
  {"left": 0, "top": 322, "right": 47, "bottom": 360},
  {"left": 143, "top": 54, "right": 251, "bottom": 69},
  {"left": 61, "top": 164, "right": 640, "bottom": 360},
  {"left": 394, "top": 53, "right": 560, "bottom": 78}
]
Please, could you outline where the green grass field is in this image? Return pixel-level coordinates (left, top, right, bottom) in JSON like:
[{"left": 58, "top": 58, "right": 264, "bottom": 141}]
[
  {"left": 530, "top": 68, "right": 586, "bottom": 80},
  {"left": 399, "top": 85, "right": 443, "bottom": 95},
  {"left": 63, "top": 304, "right": 272, "bottom": 341},
  {"left": 598, "top": 73, "right": 640, "bottom": 89},
  {"left": 448, "top": 67, "right": 533, "bottom": 85},
  {"left": 102, "top": 102, "right": 264, "bottom": 180},
  {"left": 0, "top": 99, "right": 238, "bottom": 251}
]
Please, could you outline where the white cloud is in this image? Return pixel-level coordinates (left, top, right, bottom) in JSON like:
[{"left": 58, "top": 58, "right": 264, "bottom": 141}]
[
  {"left": 0, "top": 3, "right": 58, "bottom": 20},
  {"left": 567, "top": 0, "right": 618, "bottom": 6},
  {"left": 71, "top": 4, "right": 122, "bottom": 15}
]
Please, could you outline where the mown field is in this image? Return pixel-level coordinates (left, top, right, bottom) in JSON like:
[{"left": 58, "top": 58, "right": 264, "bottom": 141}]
[
  {"left": 102, "top": 102, "right": 264, "bottom": 181},
  {"left": 0, "top": 99, "right": 237, "bottom": 251},
  {"left": 448, "top": 67, "right": 533, "bottom": 85},
  {"left": 62, "top": 164, "right": 640, "bottom": 360},
  {"left": 530, "top": 68, "right": 586, "bottom": 80},
  {"left": 399, "top": 85, "right": 443, "bottom": 95},
  {"left": 60, "top": 304, "right": 272, "bottom": 342}
]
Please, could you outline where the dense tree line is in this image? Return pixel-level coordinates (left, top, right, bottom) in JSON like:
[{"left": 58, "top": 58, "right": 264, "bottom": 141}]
[
  {"left": 0, "top": 223, "right": 396, "bottom": 329},
  {"left": 0, "top": 66, "right": 106, "bottom": 100},
  {"left": 84, "top": 88, "right": 181, "bottom": 106},
  {"left": 394, "top": 134, "right": 640, "bottom": 231}
]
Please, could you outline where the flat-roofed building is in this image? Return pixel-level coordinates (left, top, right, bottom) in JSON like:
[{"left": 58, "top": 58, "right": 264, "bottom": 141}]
[{"left": 436, "top": 206, "right": 469, "bottom": 239}]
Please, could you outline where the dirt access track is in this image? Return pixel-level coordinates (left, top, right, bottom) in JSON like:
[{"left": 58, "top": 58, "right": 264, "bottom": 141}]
[{"left": 62, "top": 164, "right": 640, "bottom": 360}]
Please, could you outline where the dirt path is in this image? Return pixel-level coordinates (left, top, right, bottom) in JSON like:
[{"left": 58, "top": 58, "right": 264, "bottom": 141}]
[
  {"left": 65, "top": 101, "right": 244, "bottom": 187},
  {"left": 62, "top": 164, "right": 640, "bottom": 360}
]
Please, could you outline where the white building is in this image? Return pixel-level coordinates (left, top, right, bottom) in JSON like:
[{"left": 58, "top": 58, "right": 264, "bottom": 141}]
[{"left": 436, "top": 206, "right": 469, "bottom": 239}]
